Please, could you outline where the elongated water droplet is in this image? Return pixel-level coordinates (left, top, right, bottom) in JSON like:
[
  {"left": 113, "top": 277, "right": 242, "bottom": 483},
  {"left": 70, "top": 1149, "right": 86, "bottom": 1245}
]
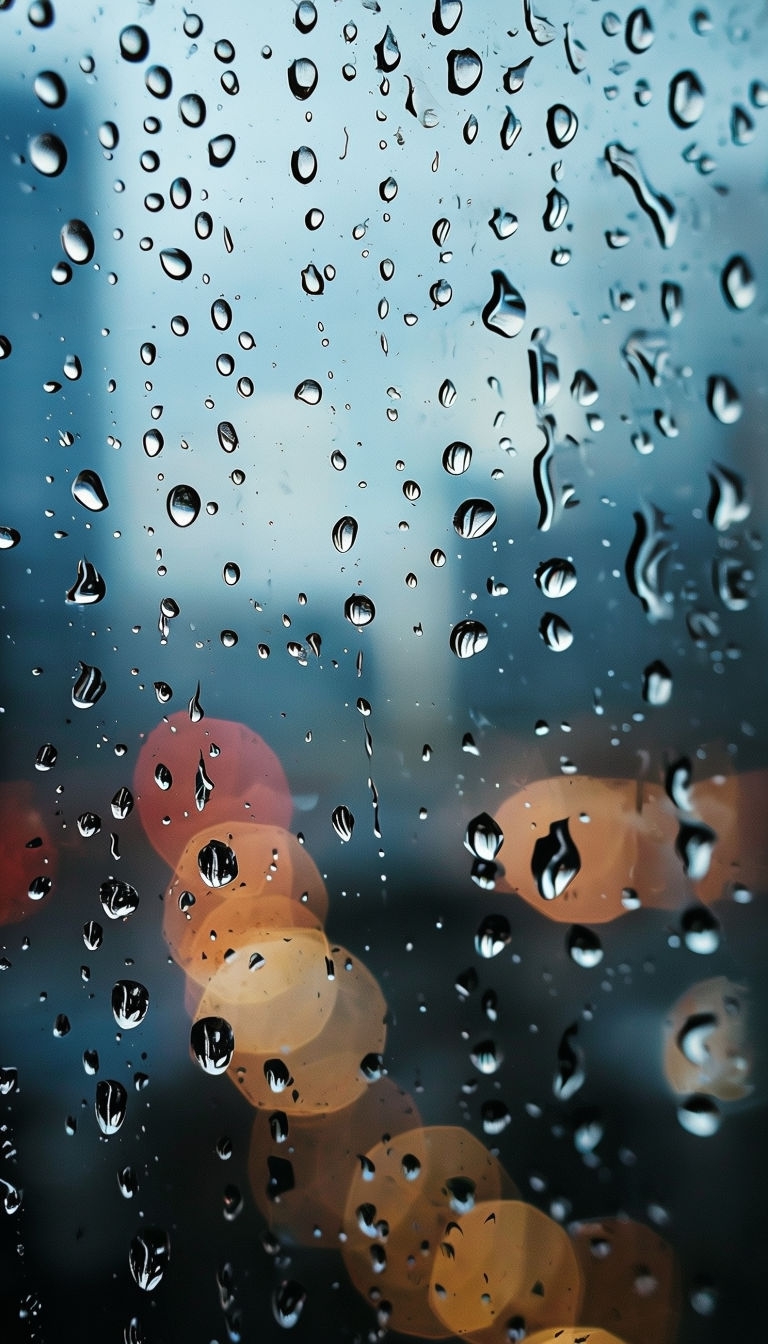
[
  {"left": 65, "top": 557, "right": 106, "bottom": 605},
  {"left": 167, "top": 484, "right": 201, "bottom": 527},
  {"left": 332, "top": 804, "right": 354, "bottom": 841},
  {"left": 29, "top": 132, "right": 67, "bottom": 176},
  {"left": 669, "top": 70, "right": 705, "bottom": 127},
  {"left": 532, "top": 819, "right": 580, "bottom": 899},
  {"left": 291, "top": 145, "right": 317, "bottom": 183},
  {"left": 661, "top": 281, "right": 684, "bottom": 326},
  {"left": 112, "top": 980, "right": 149, "bottom": 1029},
  {"left": 61, "top": 219, "right": 95, "bottom": 265},
  {"left": 721, "top": 255, "right": 755, "bottom": 310},
  {"left": 375, "top": 25, "right": 400, "bottom": 72},
  {"left": 129, "top": 1228, "right": 170, "bottom": 1292},
  {"left": 332, "top": 516, "right": 358, "bottom": 553},
  {"left": 625, "top": 503, "right": 675, "bottom": 622},
  {"left": 94, "top": 1079, "right": 128, "bottom": 1135},
  {"left": 706, "top": 375, "right": 742, "bottom": 425},
  {"left": 642, "top": 659, "right": 672, "bottom": 705},
  {"left": 465, "top": 812, "right": 503, "bottom": 861},
  {"left": 111, "top": 786, "right": 133, "bottom": 820},
  {"left": 553, "top": 1023, "right": 585, "bottom": 1100},
  {"left": 482, "top": 270, "right": 526, "bottom": 338},
  {"left": 72, "top": 661, "right": 106, "bottom": 708},
  {"left": 626, "top": 7, "right": 654, "bottom": 52},
  {"left": 273, "top": 1281, "right": 306, "bottom": 1329},
  {"left": 433, "top": 0, "right": 462, "bottom": 35},
  {"left": 191, "top": 1017, "right": 234, "bottom": 1075},
  {"left": 605, "top": 143, "right": 677, "bottom": 248},
  {"left": 500, "top": 108, "right": 522, "bottom": 150},
  {"left": 547, "top": 104, "right": 578, "bottom": 147}
]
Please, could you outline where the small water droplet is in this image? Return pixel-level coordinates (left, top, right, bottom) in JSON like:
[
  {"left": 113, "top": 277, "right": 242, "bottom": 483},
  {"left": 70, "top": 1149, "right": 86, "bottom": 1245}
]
[
  {"left": 567, "top": 926, "right": 604, "bottom": 968},
  {"left": 535, "top": 557, "right": 577, "bottom": 598},
  {"left": 332, "top": 804, "right": 355, "bottom": 841},
  {"left": 721, "top": 255, "right": 755, "bottom": 311},
  {"left": 60, "top": 219, "right": 95, "bottom": 265},
  {"left": 72, "top": 661, "right": 106, "bottom": 708},
  {"left": 167, "top": 484, "right": 201, "bottom": 527},
  {"left": 272, "top": 1280, "right": 306, "bottom": 1329},
  {"left": 34, "top": 70, "right": 67, "bottom": 107},
  {"left": 94, "top": 1079, "right": 128, "bottom": 1135},
  {"left": 681, "top": 906, "right": 720, "bottom": 954},
  {"left": 287, "top": 58, "right": 318, "bottom": 100},
  {"left": 291, "top": 145, "right": 317, "bottom": 183},
  {"left": 264, "top": 1058, "right": 294, "bottom": 1093},
  {"left": 547, "top": 104, "right": 578, "bottom": 147},
  {"left": 626, "top": 6, "right": 654, "bottom": 52},
  {"left": 29, "top": 132, "right": 67, "bottom": 176},
  {"left": 642, "top": 659, "right": 673, "bottom": 705}
]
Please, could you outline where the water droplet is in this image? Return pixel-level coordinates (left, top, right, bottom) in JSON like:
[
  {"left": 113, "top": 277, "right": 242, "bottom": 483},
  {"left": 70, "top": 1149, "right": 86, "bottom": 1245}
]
[
  {"left": 291, "top": 145, "right": 317, "bottom": 183},
  {"left": 447, "top": 48, "right": 482, "bottom": 95},
  {"left": 332, "top": 515, "right": 358, "bottom": 553},
  {"left": 463, "top": 114, "right": 478, "bottom": 144},
  {"left": 35, "top": 742, "right": 57, "bottom": 771},
  {"left": 100, "top": 879, "right": 139, "bottom": 920},
  {"left": 681, "top": 906, "right": 720, "bottom": 954},
  {"left": 677, "top": 1094, "right": 721, "bottom": 1136},
  {"left": 211, "top": 298, "right": 232, "bottom": 331},
  {"left": 166, "top": 484, "right": 201, "bottom": 527},
  {"left": 470, "top": 1040, "right": 502, "bottom": 1075},
  {"left": 707, "top": 375, "right": 742, "bottom": 424},
  {"left": 539, "top": 612, "right": 574, "bottom": 651},
  {"left": 94, "top": 1079, "right": 128, "bottom": 1135},
  {"left": 60, "top": 219, "right": 95, "bottom": 265},
  {"left": 72, "top": 661, "right": 106, "bottom": 708},
  {"left": 547, "top": 104, "right": 578, "bottom": 147},
  {"left": 625, "top": 503, "right": 675, "bottom": 623},
  {"left": 287, "top": 58, "right": 318, "bottom": 100},
  {"left": 439, "top": 379, "right": 456, "bottom": 406},
  {"left": 344, "top": 594, "right": 375, "bottom": 627},
  {"left": 111, "top": 786, "right": 133, "bottom": 820},
  {"left": 272, "top": 1281, "right": 306, "bottom": 1329},
  {"left": 730, "top": 104, "right": 754, "bottom": 146},
  {"left": 669, "top": 69, "right": 705, "bottom": 127},
  {"left": 721, "top": 255, "right": 755, "bottom": 311},
  {"left": 481, "top": 1099, "right": 511, "bottom": 1135},
  {"left": 442, "top": 441, "right": 472, "bottom": 475},
  {"left": 543, "top": 188, "right": 569, "bottom": 231},
  {"left": 66, "top": 557, "right": 106, "bottom": 605},
  {"left": 567, "top": 926, "right": 604, "bottom": 968},
  {"left": 159, "top": 247, "right": 192, "bottom": 280},
  {"left": 119, "top": 24, "right": 149, "bottom": 62},
  {"left": 500, "top": 108, "right": 522, "bottom": 150},
  {"left": 179, "top": 93, "right": 206, "bottom": 127},
  {"left": 29, "top": 132, "right": 67, "bottom": 177},
  {"left": 112, "top": 980, "right": 149, "bottom": 1029},
  {"left": 626, "top": 6, "right": 654, "bottom": 52},
  {"left": 532, "top": 819, "right": 580, "bottom": 899},
  {"left": 295, "top": 378, "right": 322, "bottom": 405},
  {"left": 642, "top": 659, "right": 673, "bottom": 705},
  {"left": 208, "top": 134, "right": 235, "bottom": 167},
  {"left": 535, "top": 557, "right": 577, "bottom": 598},
  {"left": 453, "top": 498, "right": 497, "bottom": 540},
  {"left": 0, "top": 526, "right": 21, "bottom": 549},
  {"left": 605, "top": 143, "right": 678, "bottom": 248},
  {"left": 34, "top": 70, "right": 67, "bottom": 107},
  {"left": 465, "top": 813, "right": 503, "bottom": 861},
  {"left": 83, "top": 920, "right": 103, "bottom": 950},
  {"left": 450, "top": 620, "right": 488, "bottom": 658},
  {"left": 191, "top": 1017, "right": 234, "bottom": 1075},
  {"left": 707, "top": 463, "right": 750, "bottom": 531},
  {"left": 661, "top": 281, "right": 684, "bottom": 327},
  {"left": 553, "top": 1023, "right": 585, "bottom": 1100},
  {"left": 481, "top": 270, "right": 526, "bottom": 337},
  {"left": 264, "top": 1058, "right": 294, "bottom": 1093},
  {"left": 129, "top": 1228, "right": 170, "bottom": 1292},
  {"left": 433, "top": 0, "right": 462, "bottom": 35},
  {"left": 146, "top": 65, "right": 173, "bottom": 98},
  {"left": 375, "top": 25, "right": 400, "bottom": 72},
  {"left": 197, "top": 839, "right": 238, "bottom": 887}
]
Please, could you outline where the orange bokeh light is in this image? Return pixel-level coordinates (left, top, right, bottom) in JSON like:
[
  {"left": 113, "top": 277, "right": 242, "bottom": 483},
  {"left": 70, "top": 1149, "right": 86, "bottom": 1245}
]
[
  {"left": 569, "top": 1217, "right": 680, "bottom": 1344},
  {"left": 663, "top": 976, "right": 751, "bottom": 1102}
]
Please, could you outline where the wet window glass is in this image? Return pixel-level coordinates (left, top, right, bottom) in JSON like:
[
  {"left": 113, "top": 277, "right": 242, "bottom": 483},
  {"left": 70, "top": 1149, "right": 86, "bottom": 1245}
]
[{"left": 0, "top": 2, "right": 765, "bottom": 1341}]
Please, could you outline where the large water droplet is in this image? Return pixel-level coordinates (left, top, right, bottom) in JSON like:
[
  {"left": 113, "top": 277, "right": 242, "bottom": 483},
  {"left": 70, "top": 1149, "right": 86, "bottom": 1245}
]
[
  {"left": 447, "top": 48, "right": 482, "bottom": 94},
  {"left": 65, "top": 557, "right": 106, "bottom": 605},
  {"left": 94, "top": 1079, "right": 128, "bottom": 1135},
  {"left": 450, "top": 620, "right": 488, "bottom": 658},
  {"left": 112, "top": 980, "right": 149, "bottom": 1030},
  {"left": 721, "top": 255, "right": 755, "bottom": 310},
  {"left": 605, "top": 143, "right": 678, "bottom": 248},
  {"left": 295, "top": 1, "right": 317, "bottom": 33},
  {"left": 332, "top": 516, "right": 358, "bottom": 553},
  {"left": 190, "top": 1017, "right": 234, "bottom": 1074},
  {"left": 178, "top": 93, "right": 206, "bottom": 127},
  {"left": 453, "top": 499, "right": 497, "bottom": 539},
  {"left": 539, "top": 612, "right": 574, "bottom": 651},
  {"left": 681, "top": 905, "right": 720, "bottom": 954},
  {"left": 707, "top": 375, "right": 742, "bottom": 424},
  {"left": 166, "top": 484, "right": 201, "bottom": 527},
  {"left": 146, "top": 65, "right": 173, "bottom": 99},
  {"left": 295, "top": 378, "right": 322, "bottom": 405},
  {"left": 129, "top": 1228, "right": 170, "bottom": 1292},
  {"left": 442, "top": 441, "right": 472, "bottom": 475},
  {"left": 547, "top": 104, "right": 578, "bottom": 147},
  {"left": 72, "top": 470, "right": 108, "bottom": 511},
  {"left": 626, "top": 6, "right": 654, "bottom": 52},
  {"left": 119, "top": 24, "right": 149, "bottom": 62},
  {"left": 543, "top": 188, "right": 569, "bottom": 231},
  {"left": 287, "top": 58, "right": 318, "bottom": 100},
  {"left": 567, "top": 926, "right": 604, "bottom": 968},
  {"left": 208, "top": 134, "right": 235, "bottom": 167},
  {"left": 344, "top": 594, "right": 375, "bottom": 627},
  {"left": 677, "top": 1094, "right": 721, "bottom": 1137},
  {"left": 707, "top": 463, "right": 750, "bottom": 531},
  {"left": 535, "top": 557, "right": 577, "bottom": 598},
  {"left": 481, "top": 270, "right": 526, "bottom": 337},
  {"left": 34, "top": 70, "right": 67, "bottom": 107},
  {"left": 100, "top": 879, "right": 139, "bottom": 920},
  {"left": 332, "top": 804, "right": 355, "bottom": 842},
  {"left": 375, "top": 25, "right": 400, "bottom": 72},
  {"left": 669, "top": 69, "right": 705, "bottom": 127},
  {"left": 532, "top": 819, "right": 580, "bottom": 899},
  {"left": 465, "top": 812, "right": 503, "bottom": 861},
  {"left": 159, "top": 247, "right": 192, "bottom": 280},
  {"left": 291, "top": 145, "right": 317, "bottom": 183},
  {"left": 433, "top": 0, "right": 462, "bottom": 35},
  {"left": 29, "top": 132, "right": 67, "bottom": 176},
  {"left": 197, "top": 838, "right": 238, "bottom": 887},
  {"left": 60, "top": 219, "right": 95, "bottom": 265}
]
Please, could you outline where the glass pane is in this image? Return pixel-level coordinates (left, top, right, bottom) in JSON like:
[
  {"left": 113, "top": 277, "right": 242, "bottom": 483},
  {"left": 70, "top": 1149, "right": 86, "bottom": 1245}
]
[{"left": 1, "top": 3, "right": 765, "bottom": 1341}]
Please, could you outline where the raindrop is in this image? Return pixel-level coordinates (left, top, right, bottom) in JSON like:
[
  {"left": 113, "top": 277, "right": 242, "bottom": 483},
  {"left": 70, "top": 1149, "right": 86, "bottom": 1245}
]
[
  {"left": 35, "top": 742, "right": 57, "bottom": 770},
  {"left": 481, "top": 270, "right": 526, "bottom": 338},
  {"left": 442, "top": 441, "right": 472, "bottom": 475},
  {"left": 475, "top": 913, "right": 511, "bottom": 958},
  {"left": 482, "top": 1099, "right": 511, "bottom": 1135},
  {"left": 272, "top": 1281, "right": 306, "bottom": 1329},
  {"left": 167, "top": 484, "right": 201, "bottom": 527},
  {"left": 301, "top": 264, "right": 324, "bottom": 295},
  {"left": 65, "top": 558, "right": 106, "bottom": 605},
  {"left": 60, "top": 219, "right": 95, "bottom": 265},
  {"left": 433, "top": 0, "right": 462, "bottom": 35},
  {"left": 295, "top": 378, "right": 322, "bottom": 405},
  {"left": 721, "top": 255, "right": 755, "bottom": 311},
  {"left": 567, "top": 926, "right": 604, "bottom": 968},
  {"left": 99, "top": 879, "right": 139, "bottom": 920},
  {"left": 29, "top": 132, "right": 67, "bottom": 177},
  {"left": 264, "top": 1058, "right": 294, "bottom": 1093},
  {"left": 344, "top": 594, "right": 375, "bottom": 627},
  {"left": 94, "top": 1079, "right": 128, "bottom": 1135},
  {"left": 707, "top": 463, "right": 750, "bottom": 531},
  {"left": 332, "top": 516, "right": 358, "bottom": 553},
  {"left": 34, "top": 70, "right": 67, "bottom": 107},
  {"left": 539, "top": 612, "right": 574, "bottom": 651},
  {"left": 465, "top": 812, "right": 503, "bottom": 861},
  {"left": 500, "top": 108, "right": 522, "bottom": 150},
  {"left": 83, "top": 921, "right": 103, "bottom": 950},
  {"left": 197, "top": 839, "right": 238, "bottom": 887},
  {"left": 707, "top": 375, "right": 742, "bottom": 424},
  {"left": 661, "top": 281, "right": 684, "bottom": 326},
  {"left": 553, "top": 1023, "right": 585, "bottom": 1101},
  {"left": 111, "top": 786, "right": 133, "bottom": 820},
  {"left": 159, "top": 247, "right": 192, "bottom": 280},
  {"left": 143, "top": 429, "right": 163, "bottom": 457},
  {"left": 547, "top": 104, "right": 578, "bottom": 147},
  {"left": 291, "top": 146, "right": 317, "bottom": 184},
  {"left": 287, "top": 58, "right": 318, "bottom": 100},
  {"left": 626, "top": 7, "right": 654, "bottom": 52},
  {"left": 535, "top": 558, "right": 577, "bottom": 598},
  {"left": 489, "top": 209, "right": 518, "bottom": 240},
  {"left": 669, "top": 70, "right": 705, "bottom": 127},
  {"left": 112, "top": 981, "right": 149, "bottom": 1029},
  {"left": 295, "top": 1, "right": 317, "bottom": 34},
  {"left": 146, "top": 65, "right": 172, "bottom": 98},
  {"left": 190, "top": 1017, "right": 234, "bottom": 1075},
  {"left": 218, "top": 421, "right": 238, "bottom": 453},
  {"left": 470, "top": 1040, "right": 502, "bottom": 1075},
  {"left": 70, "top": 470, "right": 108, "bottom": 515},
  {"left": 681, "top": 906, "right": 720, "bottom": 955},
  {"left": 332, "top": 805, "right": 355, "bottom": 842},
  {"left": 625, "top": 503, "right": 675, "bottom": 623},
  {"left": 439, "top": 379, "right": 456, "bottom": 405},
  {"left": 677, "top": 1094, "right": 721, "bottom": 1137},
  {"left": 72, "top": 661, "right": 106, "bottom": 708},
  {"left": 450, "top": 620, "right": 488, "bottom": 658},
  {"left": 605, "top": 143, "right": 677, "bottom": 248},
  {"left": 375, "top": 25, "right": 400, "bottom": 72},
  {"left": 209, "top": 135, "right": 236, "bottom": 168},
  {"left": 447, "top": 48, "right": 482, "bottom": 95},
  {"left": 119, "top": 25, "right": 149, "bottom": 62},
  {"left": 211, "top": 299, "right": 232, "bottom": 331},
  {"left": 453, "top": 499, "right": 497, "bottom": 540},
  {"left": 129, "top": 1228, "right": 171, "bottom": 1292},
  {"left": 463, "top": 114, "right": 478, "bottom": 144},
  {"left": 731, "top": 105, "right": 754, "bottom": 146},
  {"left": 571, "top": 370, "right": 598, "bottom": 405},
  {"left": 532, "top": 819, "right": 580, "bottom": 899},
  {"left": 179, "top": 93, "right": 206, "bottom": 127},
  {"left": 118, "top": 1166, "right": 139, "bottom": 1199},
  {"left": 543, "top": 188, "right": 569, "bottom": 231},
  {"left": 642, "top": 659, "right": 672, "bottom": 705}
]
